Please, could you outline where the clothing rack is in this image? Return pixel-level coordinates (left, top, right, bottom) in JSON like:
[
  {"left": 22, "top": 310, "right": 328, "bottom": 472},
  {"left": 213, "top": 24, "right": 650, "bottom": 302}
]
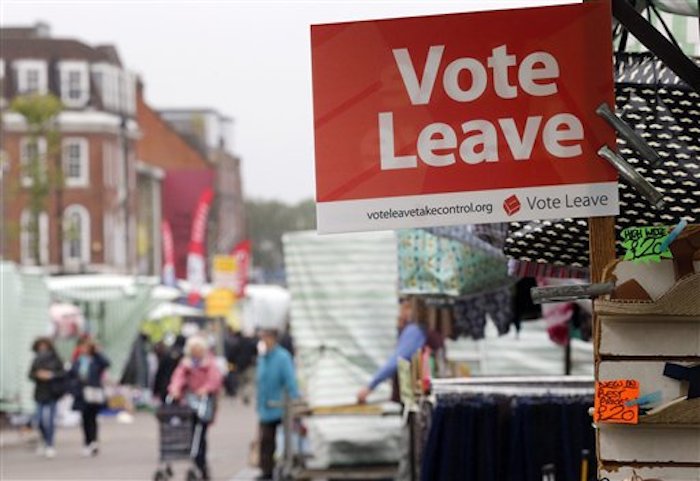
[{"left": 432, "top": 376, "right": 594, "bottom": 397}]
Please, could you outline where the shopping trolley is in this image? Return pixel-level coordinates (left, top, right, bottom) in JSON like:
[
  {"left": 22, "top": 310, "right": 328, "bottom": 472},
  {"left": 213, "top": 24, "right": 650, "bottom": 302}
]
[{"left": 153, "top": 396, "right": 211, "bottom": 481}]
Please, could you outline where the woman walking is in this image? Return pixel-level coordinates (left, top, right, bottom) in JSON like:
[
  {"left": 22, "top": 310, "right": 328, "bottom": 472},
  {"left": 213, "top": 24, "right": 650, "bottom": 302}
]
[
  {"left": 69, "top": 338, "right": 110, "bottom": 457},
  {"left": 29, "top": 337, "right": 66, "bottom": 458},
  {"left": 168, "top": 336, "right": 222, "bottom": 481}
]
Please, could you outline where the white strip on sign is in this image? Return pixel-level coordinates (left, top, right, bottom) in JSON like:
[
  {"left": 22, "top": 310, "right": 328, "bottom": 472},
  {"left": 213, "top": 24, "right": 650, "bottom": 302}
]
[{"left": 317, "top": 182, "right": 619, "bottom": 234}]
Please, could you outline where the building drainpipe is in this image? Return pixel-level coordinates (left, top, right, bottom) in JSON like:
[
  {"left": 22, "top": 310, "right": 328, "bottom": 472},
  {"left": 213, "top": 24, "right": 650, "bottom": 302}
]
[
  {"left": 120, "top": 116, "right": 131, "bottom": 274},
  {"left": 152, "top": 173, "right": 162, "bottom": 276},
  {"left": 54, "top": 117, "right": 64, "bottom": 273}
]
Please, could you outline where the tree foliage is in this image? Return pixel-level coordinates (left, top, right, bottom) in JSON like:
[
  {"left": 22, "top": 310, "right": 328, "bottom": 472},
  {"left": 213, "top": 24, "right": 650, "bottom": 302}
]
[
  {"left": 10, "top": 94, "right": 62, "bottom": 265},
  {"left": 245, "top": 198, "right": 316, "bottom": 274}
]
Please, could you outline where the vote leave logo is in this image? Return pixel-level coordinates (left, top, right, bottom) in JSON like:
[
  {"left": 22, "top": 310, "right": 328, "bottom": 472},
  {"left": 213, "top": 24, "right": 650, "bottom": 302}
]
[
  {"left": 311, "top": 0, "right": 619, "bottom": 234},
  {"left": 503, "top": 195, "right": 521, "bottom": 216}
]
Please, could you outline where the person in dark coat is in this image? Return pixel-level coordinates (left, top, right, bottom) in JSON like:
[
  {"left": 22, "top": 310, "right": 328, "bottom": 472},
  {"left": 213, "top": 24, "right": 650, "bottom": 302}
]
[
  {"left": 28, "top": 337, "right": 66, "bottom": 458},
  {"left": 69, "top": 338, "right": 110, "bottom": 457},
  {"left": 153, "top": 335, "right": 186, "bottom": 402}
]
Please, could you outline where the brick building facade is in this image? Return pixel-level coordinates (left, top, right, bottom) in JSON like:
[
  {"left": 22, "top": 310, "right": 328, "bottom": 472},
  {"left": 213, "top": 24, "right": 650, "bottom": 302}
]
[
  {"left": 1, "top": 23, "right": 246, "bottom": 278},
  {"left": 1, "top": 23, "right": 141, "bottom": 273}
]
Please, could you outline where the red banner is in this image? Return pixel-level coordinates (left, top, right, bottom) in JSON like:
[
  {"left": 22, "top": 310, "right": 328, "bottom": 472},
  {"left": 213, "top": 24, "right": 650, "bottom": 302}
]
[
  {"left": 162, "top": 169, "right": 215, "bottom": 279},
  {"left": 231, "top": 239, "right": 251, "bottom": 298},
  {"left": 187, "top": 187, "right": 214, "bottom": 304},
  {"left": 161, "top": 220, "right": 176, "bottom": 287},
  {"left": 311, "top": 0, "right": 618, "bottom": 233}
]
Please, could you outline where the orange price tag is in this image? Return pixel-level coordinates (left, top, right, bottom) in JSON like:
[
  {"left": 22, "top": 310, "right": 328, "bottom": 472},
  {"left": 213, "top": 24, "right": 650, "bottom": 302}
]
[{"left": 594, "top": 379, "right": 639, "bottom": 424}]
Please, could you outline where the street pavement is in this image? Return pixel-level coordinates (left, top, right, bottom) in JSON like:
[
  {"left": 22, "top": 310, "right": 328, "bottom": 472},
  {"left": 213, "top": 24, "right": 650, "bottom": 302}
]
[{"left": 1, "top": 397, "right": 259, "bottom": 481}]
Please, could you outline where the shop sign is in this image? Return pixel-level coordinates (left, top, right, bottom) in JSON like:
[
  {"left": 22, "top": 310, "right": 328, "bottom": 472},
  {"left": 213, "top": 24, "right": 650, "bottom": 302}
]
[
  {"left": 212, "top": 255, "right": 238, "bottom": 291},
  {"left": 206, "top": 288, "right": 235, "bottom": 317},
  {"left": 311, "top": 0, "right": 618, "bottom": 233}
]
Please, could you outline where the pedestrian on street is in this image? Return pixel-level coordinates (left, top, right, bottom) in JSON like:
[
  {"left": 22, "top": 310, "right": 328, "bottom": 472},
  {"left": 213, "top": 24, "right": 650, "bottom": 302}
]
[
  {"left": 28, "top": 337, "right": 66, "bottom": 459},
  {"left": 154, "top": 334, "right": 186, "bottom": 402},
  {"left": 224, "top": 328, "right": 257, "bottom": 403},
  {"left": 255, "top": 329, "right": 299, "bottom": 481},
  {"left": 69, "top": 337, "right": 110, "bottom": 457},
  {"left": 168, "top": 335, "right": 222, "bottom": 481}
]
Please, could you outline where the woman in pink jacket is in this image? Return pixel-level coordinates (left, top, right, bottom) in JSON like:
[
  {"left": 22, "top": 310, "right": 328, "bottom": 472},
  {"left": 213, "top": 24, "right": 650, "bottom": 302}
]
[{"left": 168, "top": 336, "right": 222, "bottom": 481}]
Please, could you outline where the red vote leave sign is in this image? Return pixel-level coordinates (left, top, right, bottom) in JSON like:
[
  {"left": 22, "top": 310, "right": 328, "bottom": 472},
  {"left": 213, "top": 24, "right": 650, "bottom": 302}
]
[{"left": 311, "top": 0, "right": 618, "bottom": 234}]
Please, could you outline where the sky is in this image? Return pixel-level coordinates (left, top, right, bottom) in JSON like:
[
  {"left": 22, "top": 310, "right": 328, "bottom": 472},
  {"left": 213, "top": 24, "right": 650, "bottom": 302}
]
[{"left": 2, "top": 0, "right": 576, "bottom": 203}]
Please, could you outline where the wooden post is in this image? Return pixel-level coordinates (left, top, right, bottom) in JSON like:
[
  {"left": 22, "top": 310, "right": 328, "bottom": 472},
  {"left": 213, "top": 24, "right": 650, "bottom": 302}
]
[
  {"left": 588, "top": 214, "right": 616, "bottom": 477},
  {"left": 588, "top": 215, "right": 616, "bottom": 365}
]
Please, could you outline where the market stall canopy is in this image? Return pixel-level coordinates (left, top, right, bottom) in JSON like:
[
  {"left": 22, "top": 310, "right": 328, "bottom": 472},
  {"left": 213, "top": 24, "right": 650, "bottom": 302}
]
[
  {"left": 242, "top": 284, "right": 291, "bottom": 332},
  {"left": 1, "top": 262, "right": 51, "bottom": 414},
  {"left": 45, "top": 275, "right": 181, "bottom": 379},
  {"left": 46, "top": 275, "right": 180, "bottom": 303},
  {"left": 147, "top": 302, "right": 204, "bottom": 320}
]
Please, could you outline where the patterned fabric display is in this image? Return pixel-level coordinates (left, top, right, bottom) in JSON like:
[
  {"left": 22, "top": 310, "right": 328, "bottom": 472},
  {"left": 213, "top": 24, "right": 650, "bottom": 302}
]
[
  {"left": 453, "top": 283, "right": 515, "bottom": 340},
  {"left": 422, "top": 223, "right": 509, "bottom": 255},
  {"left": 398, "top": 229, "right": 509, "bottom": 297},
  {"left": 504, "top": 53, "right": 700, "bottom": 267}
]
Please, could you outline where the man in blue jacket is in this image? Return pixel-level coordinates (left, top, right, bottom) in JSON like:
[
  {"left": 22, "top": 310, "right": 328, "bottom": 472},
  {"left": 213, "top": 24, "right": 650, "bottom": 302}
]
[
  {"left": 357, "top": 297, "right": 436, "bottom": 403},
  {"left": 256, "top": 328, "right": 298, "bottom": 480}
]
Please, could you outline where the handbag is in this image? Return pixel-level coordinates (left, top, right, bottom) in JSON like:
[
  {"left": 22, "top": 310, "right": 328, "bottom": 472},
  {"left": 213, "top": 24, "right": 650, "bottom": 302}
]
[
  {"left": 83, "top": 386, "right": 106, "bottom": 405},
  {"left": 185, "top": 393, "right": 216, "bottom": 423}
]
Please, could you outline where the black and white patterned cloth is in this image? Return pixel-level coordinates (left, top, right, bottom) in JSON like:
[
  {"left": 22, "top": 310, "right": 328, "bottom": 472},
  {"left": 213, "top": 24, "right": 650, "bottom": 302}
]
[{"left": 504, "top": 53, "right": 700, "bottom": 268}]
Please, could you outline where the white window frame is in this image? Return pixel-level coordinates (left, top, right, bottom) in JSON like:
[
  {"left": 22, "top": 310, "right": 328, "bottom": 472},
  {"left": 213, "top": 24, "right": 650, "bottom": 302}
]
[
  {"left": 14, "top": 59, "right": 48, "bottom": 95},
  {"left": 59, "top": 60, "right": 89, "bottom": 108},
  {"left": 20, "top": 136, "right": 47, "bottom": 187},
  {"left": 91, "top": 63, "right": 119, "bottom": 111},
  {"left": 63, "top": 204, "right": 91, "bottom": 265},
  {"left": 62, "top": 137, "right": 89, "bottom": 187},
  {"left": 20, "top": 209, "right": 49, "bottom": 266}
]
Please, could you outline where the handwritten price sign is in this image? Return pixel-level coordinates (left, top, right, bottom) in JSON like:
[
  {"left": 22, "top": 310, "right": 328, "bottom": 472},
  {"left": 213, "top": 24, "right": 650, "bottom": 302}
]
[
  {"left": 594, "top": 379, "right": 639, "bottom": 424},
  {"left": 620, "top": 226, "right": 673, "bottom": 264}
]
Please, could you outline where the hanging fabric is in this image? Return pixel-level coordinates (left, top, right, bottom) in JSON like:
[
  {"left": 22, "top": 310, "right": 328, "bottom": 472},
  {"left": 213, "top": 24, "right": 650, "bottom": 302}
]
[
  {"left": 421, "top": 393, "right": 596, "bottom": 481},
  {"left": 398, "top": 229, "right": 509, "bottom": 297},
  {"left": 504, "top": 52, "right": 700, "bottom": 268}
]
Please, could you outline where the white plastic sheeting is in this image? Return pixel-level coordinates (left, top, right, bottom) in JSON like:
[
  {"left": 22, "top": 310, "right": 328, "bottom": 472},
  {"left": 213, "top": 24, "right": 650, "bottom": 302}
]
[
  {"left": 1, "top": 263, "right": 52, "bottom": 414},
  {"left": 283, "top": 230, "right": 401, "bottom": 468},
  {"left": 283, "top": 230, "right": 399, "bottom": 405}
]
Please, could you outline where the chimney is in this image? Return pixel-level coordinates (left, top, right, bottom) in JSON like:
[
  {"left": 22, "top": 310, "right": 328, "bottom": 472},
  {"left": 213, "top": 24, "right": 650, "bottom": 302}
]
[{"left": 35, "top": 21, "right": 51, "bottom": 38}]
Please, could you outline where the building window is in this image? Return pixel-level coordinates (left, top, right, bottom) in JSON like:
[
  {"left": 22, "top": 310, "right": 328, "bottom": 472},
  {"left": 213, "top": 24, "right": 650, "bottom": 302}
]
[
  {"left": 60, "top": 61, "right": 89, "bottom": 107},
  {"left": 63, "top": 204, "right": 91, "bottom": 265},
  {"left": 20, "top": 136, "right": 47, "bottom": 187},
  {"left": 68, "top": 71, "right": 81, "bottom": 98},
  {"left": 91, "top": 63, "right": 118, "bottom": 111},
  {"left": 26, "top": 70, "right": 39, "bottom": 92},
  {"left": 62, "top": 138, "right": 89, "bottom": 187},
  {"left": 14, "top": 60, "right": 48, "bottom": 95},
  {"left": 20, "top": 209, "right": 49, "bottom": 265}
]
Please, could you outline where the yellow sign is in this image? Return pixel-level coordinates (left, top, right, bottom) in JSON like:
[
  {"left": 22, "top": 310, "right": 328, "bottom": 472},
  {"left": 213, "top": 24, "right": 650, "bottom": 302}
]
[
  {"left": 206, "top": 288, "right": 235, "bottom": 317},
  {"left": 212, "top": 255, "right": 238, "bottom": 291},
  {"left": 213, "top": 255, "right": 237, "bottom": 273}
]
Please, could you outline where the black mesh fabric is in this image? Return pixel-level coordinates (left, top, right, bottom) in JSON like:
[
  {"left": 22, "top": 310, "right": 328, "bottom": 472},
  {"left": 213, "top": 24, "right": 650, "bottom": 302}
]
[{"left": 504, "top": 53, "right": 700, "bottom": 267}]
